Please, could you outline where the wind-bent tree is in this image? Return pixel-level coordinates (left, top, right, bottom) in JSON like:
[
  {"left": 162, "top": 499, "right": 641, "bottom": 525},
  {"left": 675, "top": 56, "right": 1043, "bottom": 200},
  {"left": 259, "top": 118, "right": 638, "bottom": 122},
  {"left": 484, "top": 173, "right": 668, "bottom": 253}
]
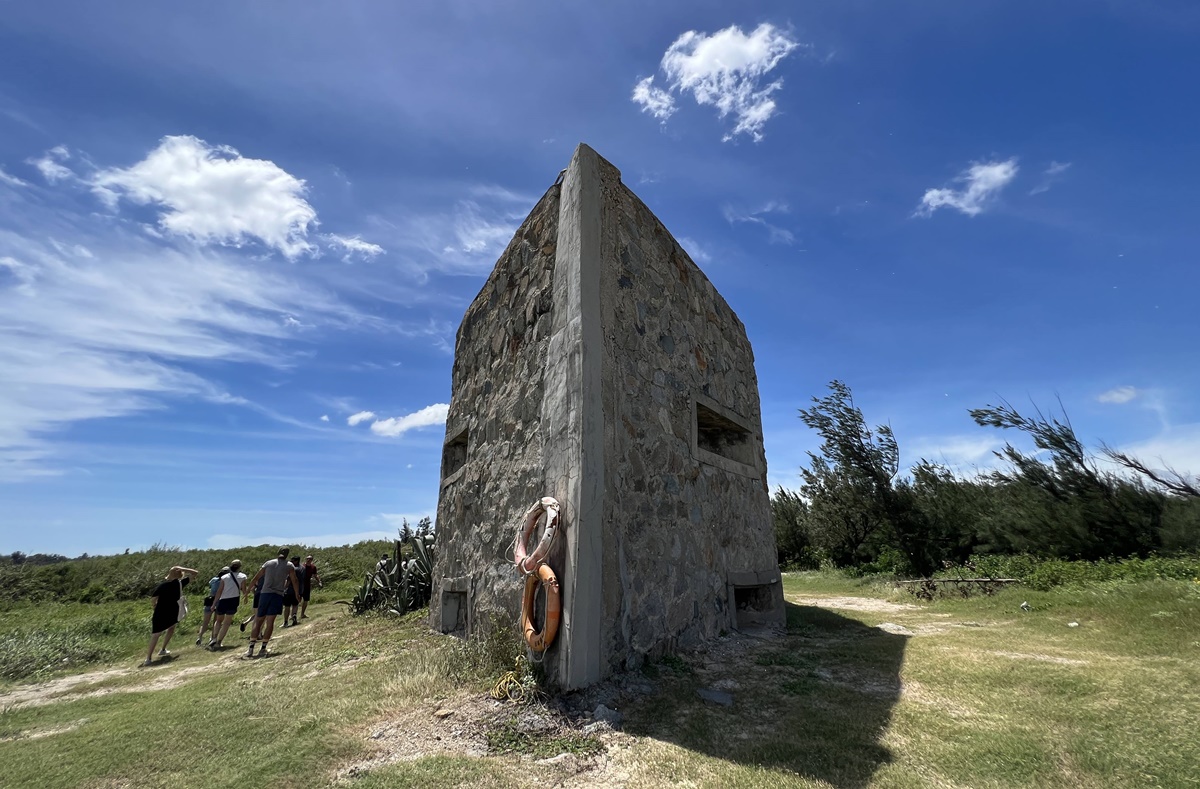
[
  {"left": 798, "top": 381, "right": 937, "bottom": 575},
  {"left": 1101, "top": 446, "right": 1200, "bottom": 498},
  {"left": 771, "top": 487, "right": 813, "bottom": 568},
  {"left": 970, "top": 399, "right": 1165, "bottom": 559}
]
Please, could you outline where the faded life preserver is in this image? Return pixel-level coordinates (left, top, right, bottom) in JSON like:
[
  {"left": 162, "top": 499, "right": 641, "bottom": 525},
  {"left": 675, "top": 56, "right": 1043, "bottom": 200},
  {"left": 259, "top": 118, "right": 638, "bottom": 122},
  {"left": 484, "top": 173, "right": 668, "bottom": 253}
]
[
  {"left": 521, "top": 562, "right": 561, "bottom": 652},
  {"left": 514, "top": 496, "right": 561, "bottom": 574}
]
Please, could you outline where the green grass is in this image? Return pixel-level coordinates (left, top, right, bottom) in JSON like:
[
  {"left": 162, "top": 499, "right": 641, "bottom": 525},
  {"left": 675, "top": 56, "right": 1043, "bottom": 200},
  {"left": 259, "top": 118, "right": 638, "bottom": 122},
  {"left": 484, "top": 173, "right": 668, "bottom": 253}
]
[{"left": 0, "top": 572, "right": 1197, "bottom": 788}]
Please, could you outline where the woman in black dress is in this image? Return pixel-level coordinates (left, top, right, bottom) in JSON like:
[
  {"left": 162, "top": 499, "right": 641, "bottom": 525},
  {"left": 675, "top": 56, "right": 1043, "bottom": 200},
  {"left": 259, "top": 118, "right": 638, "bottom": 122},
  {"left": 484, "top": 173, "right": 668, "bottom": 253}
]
[{"left": 145, "top": 565, "right": 198, "bottom": 665}]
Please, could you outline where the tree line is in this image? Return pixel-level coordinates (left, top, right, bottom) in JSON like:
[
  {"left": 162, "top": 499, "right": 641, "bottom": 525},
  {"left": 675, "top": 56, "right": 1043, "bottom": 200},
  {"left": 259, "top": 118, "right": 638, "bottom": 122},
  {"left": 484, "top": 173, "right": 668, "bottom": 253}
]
[{"left": 774, "top": 381, "right": 1200, "bottom": 577}]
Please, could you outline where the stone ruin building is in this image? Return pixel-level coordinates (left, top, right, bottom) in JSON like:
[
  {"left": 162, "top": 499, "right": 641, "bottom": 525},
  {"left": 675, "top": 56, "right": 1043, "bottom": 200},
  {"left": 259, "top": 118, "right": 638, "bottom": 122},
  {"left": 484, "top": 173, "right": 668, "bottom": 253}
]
[{"left": 430, "top": 144, "right": 784, "bottom": 690}]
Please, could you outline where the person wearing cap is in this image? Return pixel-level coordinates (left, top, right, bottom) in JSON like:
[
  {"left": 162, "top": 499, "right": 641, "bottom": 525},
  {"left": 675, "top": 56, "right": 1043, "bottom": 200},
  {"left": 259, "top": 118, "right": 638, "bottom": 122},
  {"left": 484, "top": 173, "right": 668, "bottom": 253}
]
[
  {"left": 206, "top": 559, "right": 247, "bottom": 650},
  {"left": 300, "top": 554, "right": 322, "bottom": 619},
  {"left": 243, "top": 548, "right": 301, "bottom": 658},
  {"left": 196, "top": 566, "right": 229, "bottom": 646}
]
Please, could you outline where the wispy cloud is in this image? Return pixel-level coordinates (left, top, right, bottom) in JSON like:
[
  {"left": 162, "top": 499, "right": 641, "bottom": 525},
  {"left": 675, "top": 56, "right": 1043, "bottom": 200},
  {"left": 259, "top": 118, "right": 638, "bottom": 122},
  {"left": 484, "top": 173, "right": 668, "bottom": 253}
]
[
  {"left": 1030, "top": 161, "right": 1072, "bottom": 195},
  {"left": 0, "top": 141, "right": 377, "bottom": 480},
  {"left": 370, "top": 403, "right": 449, "bottom": 437},
  {"left": 347, "top": 410, "right": 376, "bottom": 426},
  {"left": 319, "top": 414, "right": 330, "bottom": 422},
  {"left": 92, "top": 135, "right": 319, "bottom": 258},
  {"left": 909, "top": 434, "right": 1004, "bottom": 475},
  {"left": 28, "top": 145, "right": 73, "bottom": 183},
  {"left": 633, "top": 23, "right": 803, "bottom": 142},
  {"left": 916, "top": 158, "right": 1019, "bottom": 218},
  {"left": 369, "top": 187, "right": 533, "bottom": 277},
  {"left": 0, "top": 166, "right": 29, "bottom": 188},
  {"left": 1126, "top": 425, "right": 1200, "bottom": 478},
  {"left": 324, "top": 233, "right": 384, "bottom": 262},
  {"left": 722, "top": 201, "right": 795, "bottom": 244},
  {"left": 1097, "top": 385, "right": 1139, "bottom": 405},
  {"left": 677, "top": 236, "right": 712, "bottom": 264}
]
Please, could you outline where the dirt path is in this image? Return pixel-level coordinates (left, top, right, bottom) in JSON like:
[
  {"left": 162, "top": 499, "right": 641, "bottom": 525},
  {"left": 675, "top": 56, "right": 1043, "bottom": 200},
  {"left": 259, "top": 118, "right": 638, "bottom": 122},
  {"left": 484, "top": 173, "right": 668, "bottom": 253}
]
[
  {"left": 0, "top": 660, "right": 227, "bottom": 711},
  {"left": 789, "top": 595, "right": 920, "bottom": 614}
]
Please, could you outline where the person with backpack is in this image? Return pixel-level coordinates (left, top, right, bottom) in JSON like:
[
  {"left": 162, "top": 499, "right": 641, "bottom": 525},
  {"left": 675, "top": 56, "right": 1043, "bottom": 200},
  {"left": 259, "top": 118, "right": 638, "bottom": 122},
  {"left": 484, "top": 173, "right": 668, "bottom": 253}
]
[
  {"left": 145, "top": 565, "right": 198, "bottom": 666},
  {"left": 206, "top": 559, "right": 246, "bottom": 650},
  {"left": 196, "top": 566, "right": 229, "bottom": 646}
]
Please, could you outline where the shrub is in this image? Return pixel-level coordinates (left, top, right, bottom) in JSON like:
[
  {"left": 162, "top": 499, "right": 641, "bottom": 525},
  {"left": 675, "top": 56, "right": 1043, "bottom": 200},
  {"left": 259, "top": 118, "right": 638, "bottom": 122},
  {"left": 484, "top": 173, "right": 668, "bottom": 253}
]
[{"left": 0, "top": 628, "right": 117, "bottom": 681}]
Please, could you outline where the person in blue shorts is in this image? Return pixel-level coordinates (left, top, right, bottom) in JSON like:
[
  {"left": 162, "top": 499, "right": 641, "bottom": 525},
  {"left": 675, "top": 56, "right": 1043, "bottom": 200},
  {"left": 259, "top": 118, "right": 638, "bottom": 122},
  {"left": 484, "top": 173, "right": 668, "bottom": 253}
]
[
  {"left": 196, "top": 566, "right": 228, "bottom": 646},
  {"left": 206, "top": 559, "right": 246, "bottom": 650},
  {"left": 243, "top": 548, "right": 301, "bottom": 658}
]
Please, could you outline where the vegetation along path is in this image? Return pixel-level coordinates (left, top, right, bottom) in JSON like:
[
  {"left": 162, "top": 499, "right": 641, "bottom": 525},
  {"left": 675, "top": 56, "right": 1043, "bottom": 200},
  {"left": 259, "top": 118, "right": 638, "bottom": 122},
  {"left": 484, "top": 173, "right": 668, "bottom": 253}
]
[{"left": 1, "top": 572, "right": 1197, "bottom": 788}]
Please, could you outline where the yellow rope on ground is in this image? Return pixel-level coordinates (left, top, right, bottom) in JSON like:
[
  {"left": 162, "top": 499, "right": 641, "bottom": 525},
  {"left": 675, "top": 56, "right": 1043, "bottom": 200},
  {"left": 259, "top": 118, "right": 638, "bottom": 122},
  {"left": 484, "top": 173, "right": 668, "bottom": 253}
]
[{"left": 490, "top": 656, "right": 535, "bottom": 703}]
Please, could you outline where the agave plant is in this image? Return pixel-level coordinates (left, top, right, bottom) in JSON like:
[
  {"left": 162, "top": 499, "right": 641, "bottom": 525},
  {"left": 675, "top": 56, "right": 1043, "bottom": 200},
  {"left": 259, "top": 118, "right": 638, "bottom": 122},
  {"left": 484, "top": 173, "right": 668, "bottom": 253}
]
[
  {"left": 338, "top": 532, "right": 436, "bottom": 616},
  {"left": 335, "top": 573, "right": 381, "bottom": 615}
]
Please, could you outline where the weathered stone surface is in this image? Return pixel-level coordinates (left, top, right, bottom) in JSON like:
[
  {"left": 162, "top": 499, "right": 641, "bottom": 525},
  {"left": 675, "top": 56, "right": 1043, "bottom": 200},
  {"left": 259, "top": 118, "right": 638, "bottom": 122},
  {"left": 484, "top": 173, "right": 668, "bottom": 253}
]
[
  {"left": 592, "top": 703, "right": 623, "bottom": 726},
  {"left": 697, "top": 688, "right": 735, "bottom": 706},
  {"left": 431, "top": 144, "right": 783, "bottom": 690}
]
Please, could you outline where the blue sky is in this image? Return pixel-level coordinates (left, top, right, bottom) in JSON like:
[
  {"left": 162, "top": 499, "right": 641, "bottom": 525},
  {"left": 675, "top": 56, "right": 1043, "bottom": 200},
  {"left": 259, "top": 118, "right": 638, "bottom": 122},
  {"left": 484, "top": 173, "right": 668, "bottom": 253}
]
[{"left": 2, "top": 1, "right": 1198, "bottom": 556}]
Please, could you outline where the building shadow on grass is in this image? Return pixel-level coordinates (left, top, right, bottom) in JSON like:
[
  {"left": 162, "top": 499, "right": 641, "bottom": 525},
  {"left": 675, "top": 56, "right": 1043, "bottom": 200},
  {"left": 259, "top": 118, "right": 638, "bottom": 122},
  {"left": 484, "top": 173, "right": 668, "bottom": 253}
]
[{"left": 621, "top": 602, "right": 907, "bottom": 789}]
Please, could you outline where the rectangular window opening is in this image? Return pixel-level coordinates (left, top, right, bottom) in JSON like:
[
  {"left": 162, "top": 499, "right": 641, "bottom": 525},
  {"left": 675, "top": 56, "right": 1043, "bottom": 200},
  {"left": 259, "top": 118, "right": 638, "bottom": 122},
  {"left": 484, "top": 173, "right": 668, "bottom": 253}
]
[
  {"left": 695, "top": 403, "right": 754, "bottom": 467},
  {"left": 439, "top": 590, "right": 468, "bottom": 636},
  {"left": 733, "top": 584, "right": 776, "bottom": 629},
  {"left": 441, "top": 428, "right": 468, "bottom": 480}
]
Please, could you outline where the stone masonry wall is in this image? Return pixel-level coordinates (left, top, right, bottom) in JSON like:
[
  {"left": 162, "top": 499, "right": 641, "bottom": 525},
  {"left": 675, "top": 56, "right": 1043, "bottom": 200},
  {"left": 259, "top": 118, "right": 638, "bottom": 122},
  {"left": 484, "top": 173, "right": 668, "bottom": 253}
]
[
  {"left": 594, "top": 156, "right": 777, "bottom": 671},
  {"left": 431, "top": 188, "right": 560, "bottom": 636},
  {"left": 432, "top": 144, "right": 782, "bottom": 687}
]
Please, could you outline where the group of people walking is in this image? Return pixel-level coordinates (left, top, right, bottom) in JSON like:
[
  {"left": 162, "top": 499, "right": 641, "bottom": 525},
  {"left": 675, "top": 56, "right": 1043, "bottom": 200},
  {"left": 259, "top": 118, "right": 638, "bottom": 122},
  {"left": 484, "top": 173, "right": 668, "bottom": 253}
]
[{"left": 145, "top": 548, "right": 322, "bottom": 665}]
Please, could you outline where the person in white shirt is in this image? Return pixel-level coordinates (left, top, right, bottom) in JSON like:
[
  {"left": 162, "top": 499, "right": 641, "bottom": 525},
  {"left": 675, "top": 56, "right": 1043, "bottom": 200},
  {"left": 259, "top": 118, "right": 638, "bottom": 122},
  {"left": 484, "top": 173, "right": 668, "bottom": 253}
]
[{"left": 206, "top": 559, "right": 247, "bottom": 650}]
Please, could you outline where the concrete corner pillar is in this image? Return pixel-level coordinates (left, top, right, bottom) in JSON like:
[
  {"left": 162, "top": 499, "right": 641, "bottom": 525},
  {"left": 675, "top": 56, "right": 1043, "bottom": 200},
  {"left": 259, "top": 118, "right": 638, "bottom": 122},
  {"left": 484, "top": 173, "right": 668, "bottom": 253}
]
[{"left": 541, "top": 143, "right": 605, "bottom": 689}]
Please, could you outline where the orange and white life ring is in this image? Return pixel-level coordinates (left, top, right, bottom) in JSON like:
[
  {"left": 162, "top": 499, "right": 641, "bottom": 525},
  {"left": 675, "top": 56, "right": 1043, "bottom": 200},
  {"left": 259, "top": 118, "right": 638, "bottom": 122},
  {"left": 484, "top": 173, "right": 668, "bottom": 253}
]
[
  {"left": 514, "top": 496, "right": 560, "bottom": 574},
  {"left": 521, "top": 562, "right": 561, "bottom": 652}
]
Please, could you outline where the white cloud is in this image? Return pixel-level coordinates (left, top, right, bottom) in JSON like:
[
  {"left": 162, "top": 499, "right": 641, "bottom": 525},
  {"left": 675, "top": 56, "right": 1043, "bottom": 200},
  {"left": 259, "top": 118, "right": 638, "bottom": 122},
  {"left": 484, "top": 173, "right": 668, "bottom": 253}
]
[
  {"left": 324, "top": 233, "right": 384, "bottom": 262},
  {"left": 677, "top": 236, "right": 711, "bottom": 264},
  {"left": 347, "top": 410, "right": 376, "bottom": 426},
  {"left": 92, "top": 135, "right": 318, "bottom": 258},
  {"left": 1030, "top": 161, "right": 1072, "bottom": 195},
  {"left": 371, "top": 187, "right": 532, "bottom": 277},
  {"left": 0, "top": 166, "right": 29, "bottom": 188},
  {"left": 0, "top": 184, "right": 368, "bottom": 480},
  {"left": 319, "top": 414, "right": 330, "bottom": 422},
  {"left": 1097, "top": 386, "right": 1139, "bottom": 405},
  {"left": 29, "top": 145, "right": 73, "bottom": 183},
  {"left": 631, "top": 77, "right": 677, "bottom": 121},
  {"left": 916, "top": 158, "right": 1019, "bottom": 218},
  {"left": 633, "top": 24, "right": 802, "bottom": 142},
  {"left": 370, "top": 403, "right": 449, "bottom": 437},
  {"left": 722, "top": 202, "right": 795, "bottom": 244},
  {"left": 909, "top": 435, "right": 1004, "bottom": 474},
  {"left": 1114, "top": 423, "right": 1200, "bottom": 479},
  {"left": 0, "top": 255, "right": 38, "bottom": 295}
]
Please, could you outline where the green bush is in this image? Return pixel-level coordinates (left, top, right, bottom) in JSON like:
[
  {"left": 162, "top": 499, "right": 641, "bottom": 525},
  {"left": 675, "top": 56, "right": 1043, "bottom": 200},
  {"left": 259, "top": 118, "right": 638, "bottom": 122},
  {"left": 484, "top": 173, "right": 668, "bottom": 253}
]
[
  {"left": 953, "top": 554, "right": 1200, "bottom": 590},
  {"left": 0, "top": 628, "right": 118, "bottom": 681},
  {"left": 0, "top": 539, "right": 401, "bottom": 608}
]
